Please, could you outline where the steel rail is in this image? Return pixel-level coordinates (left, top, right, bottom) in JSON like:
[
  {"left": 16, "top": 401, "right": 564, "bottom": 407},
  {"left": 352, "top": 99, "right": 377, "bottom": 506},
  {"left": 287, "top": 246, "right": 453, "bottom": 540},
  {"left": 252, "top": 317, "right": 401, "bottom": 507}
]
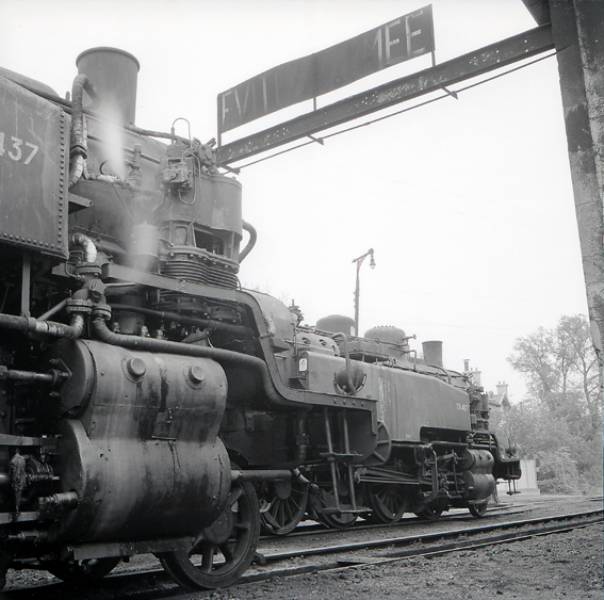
[
  {"left": 263, "top": 504, "right": 527, "bottom": 541},
  {"left": 4, "top": 509, "right": 602, "bottom": 599},
  {"left": 257, "top": 508, "right": 603, "bottom": 563}
]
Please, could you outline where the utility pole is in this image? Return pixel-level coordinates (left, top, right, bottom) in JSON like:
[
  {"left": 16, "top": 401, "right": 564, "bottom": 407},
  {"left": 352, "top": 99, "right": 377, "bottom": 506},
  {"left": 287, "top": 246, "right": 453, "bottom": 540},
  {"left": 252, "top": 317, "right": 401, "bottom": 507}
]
[{"left": 352, "top": 248, "right": 375, "bottom": 337}]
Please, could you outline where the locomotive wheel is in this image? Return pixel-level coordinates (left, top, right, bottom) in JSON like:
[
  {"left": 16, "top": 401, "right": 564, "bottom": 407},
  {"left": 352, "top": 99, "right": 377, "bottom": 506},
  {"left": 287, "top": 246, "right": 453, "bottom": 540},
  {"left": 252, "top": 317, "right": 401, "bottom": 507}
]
[
  {"left": 46, "top": 557, "right": 120, "bottom": 584},
  {"left": 468, "top": 501, "right": 488, "bottom": 518},
  {"left": 159, "top": 480, "right": 260, "bottom": 590},
  {"left": 414, "top": 500, "right": 446, "bottom": 521},
  {"left": 260, "top": 478, "right": 309, "bottom": 536},
  {"left": 366, "top": 484, "right": 408, "bottom": 524},
  {"left": 309, "top": 488, "right": 357, "bottom": 529}
]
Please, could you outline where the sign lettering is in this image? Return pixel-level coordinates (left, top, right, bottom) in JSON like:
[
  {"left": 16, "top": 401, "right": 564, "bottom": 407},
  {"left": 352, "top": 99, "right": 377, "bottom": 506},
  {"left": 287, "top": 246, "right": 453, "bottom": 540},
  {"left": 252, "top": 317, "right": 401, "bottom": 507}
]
[
  {"left": 217, "top": 5, "right": 434, "bottom": 134},
  {"left": 0, "top": 132, "right": 39, "bottom": 166}
]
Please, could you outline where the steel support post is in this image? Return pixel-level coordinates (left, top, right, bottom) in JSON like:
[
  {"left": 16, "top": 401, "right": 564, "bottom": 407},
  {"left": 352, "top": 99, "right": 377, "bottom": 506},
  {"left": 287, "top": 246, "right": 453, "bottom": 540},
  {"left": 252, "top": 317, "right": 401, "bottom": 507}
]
[{"left": 550, "top": 0, "right": 604, "bottom": 396}]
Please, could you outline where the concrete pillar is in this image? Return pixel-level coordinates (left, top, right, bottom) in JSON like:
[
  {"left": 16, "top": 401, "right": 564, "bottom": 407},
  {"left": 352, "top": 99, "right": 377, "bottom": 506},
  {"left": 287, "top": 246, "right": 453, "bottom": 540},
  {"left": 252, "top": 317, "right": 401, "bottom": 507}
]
[{"left": 550, "top": 0, "right": 604, "bottom": 398}]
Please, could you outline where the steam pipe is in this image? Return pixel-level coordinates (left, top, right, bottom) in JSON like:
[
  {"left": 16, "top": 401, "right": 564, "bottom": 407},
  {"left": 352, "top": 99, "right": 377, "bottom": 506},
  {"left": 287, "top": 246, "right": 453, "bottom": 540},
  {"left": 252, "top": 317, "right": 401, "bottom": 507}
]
[
  {"left": 70, "top": 233, "right": 98, "bottom": 263},
  {"left": 0, "top": 313, "right": 84, "bottom": 339},
  {"left": 230, "top": 469, "right": 291, "bottom": 482},
  {"left": 109, "top": 303, "right": 254, "bottom": 337},
  {"left": 69, "top": 74, "right": 96, "bottom": 188},
  {"left": 332, "top": 332, "right": 355, "bottom": 393},
  {"left": 91, "top": 317, "right": 282, "bottom": 403},
  {"left": 238, "top": 220, "right": 257, "bottom": 263}
]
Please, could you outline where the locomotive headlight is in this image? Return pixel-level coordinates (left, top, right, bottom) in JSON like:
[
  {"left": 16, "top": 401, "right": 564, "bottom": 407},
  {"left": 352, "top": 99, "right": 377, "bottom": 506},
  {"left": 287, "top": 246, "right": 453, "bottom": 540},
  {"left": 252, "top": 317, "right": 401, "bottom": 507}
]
[{"left": 298, "top": 357, "right": 308, "bottom": 372}]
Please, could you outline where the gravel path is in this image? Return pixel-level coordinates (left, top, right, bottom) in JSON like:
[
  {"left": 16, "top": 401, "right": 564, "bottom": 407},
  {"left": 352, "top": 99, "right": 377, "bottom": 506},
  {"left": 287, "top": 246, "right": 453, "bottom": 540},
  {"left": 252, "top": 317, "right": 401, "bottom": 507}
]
[{"left": 207, "top": 521, "right": 603, "bottom": 600}]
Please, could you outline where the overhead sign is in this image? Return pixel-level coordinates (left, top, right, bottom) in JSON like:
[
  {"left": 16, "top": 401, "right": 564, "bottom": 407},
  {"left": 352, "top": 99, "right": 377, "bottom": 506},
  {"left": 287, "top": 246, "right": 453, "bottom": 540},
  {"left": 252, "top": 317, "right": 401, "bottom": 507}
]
[{"left": 217, "top": 5, "right": 434, "bottom": 135}]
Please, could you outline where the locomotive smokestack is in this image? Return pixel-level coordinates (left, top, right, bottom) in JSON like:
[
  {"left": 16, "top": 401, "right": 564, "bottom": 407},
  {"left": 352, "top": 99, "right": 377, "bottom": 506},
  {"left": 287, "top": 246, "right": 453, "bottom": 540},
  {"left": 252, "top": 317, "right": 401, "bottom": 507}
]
[
  {"left": 76, "top": 47, "right": 139, "bottom": 125},
  {"left": 422, "top": 340, "right": 443, "bottom": 368}
]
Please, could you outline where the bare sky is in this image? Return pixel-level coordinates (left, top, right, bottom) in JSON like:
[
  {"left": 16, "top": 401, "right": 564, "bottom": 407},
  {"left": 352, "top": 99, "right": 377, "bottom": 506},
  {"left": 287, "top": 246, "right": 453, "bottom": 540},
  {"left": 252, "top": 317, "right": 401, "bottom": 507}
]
[{"left": 1, "top": 0, "right": 588, "bottom": 400}]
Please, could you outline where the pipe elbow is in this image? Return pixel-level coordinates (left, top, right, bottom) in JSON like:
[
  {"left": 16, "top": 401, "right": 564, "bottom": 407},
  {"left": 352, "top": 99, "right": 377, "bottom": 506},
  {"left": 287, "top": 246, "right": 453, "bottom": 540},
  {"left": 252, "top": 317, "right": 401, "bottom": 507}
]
[
  {"left": 70, "top": 233, "right": 98, "bottom": 263},
  {"left": 239, "top": 220, "right": 257, "bottom": 263}
]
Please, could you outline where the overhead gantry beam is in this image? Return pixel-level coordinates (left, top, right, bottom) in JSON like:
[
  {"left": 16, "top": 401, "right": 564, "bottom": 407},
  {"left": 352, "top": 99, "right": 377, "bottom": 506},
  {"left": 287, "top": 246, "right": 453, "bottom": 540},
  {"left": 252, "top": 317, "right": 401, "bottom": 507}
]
[{"left": 216, "top": 24, "right": 554, "bottom": 166}]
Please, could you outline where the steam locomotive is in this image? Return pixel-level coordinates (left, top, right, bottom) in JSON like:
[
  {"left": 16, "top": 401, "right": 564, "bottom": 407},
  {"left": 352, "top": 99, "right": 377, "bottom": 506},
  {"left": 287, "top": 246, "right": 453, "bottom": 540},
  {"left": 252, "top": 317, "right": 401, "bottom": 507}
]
[{"left": 0, "top": 48, "right": 520, "bottom": 590}]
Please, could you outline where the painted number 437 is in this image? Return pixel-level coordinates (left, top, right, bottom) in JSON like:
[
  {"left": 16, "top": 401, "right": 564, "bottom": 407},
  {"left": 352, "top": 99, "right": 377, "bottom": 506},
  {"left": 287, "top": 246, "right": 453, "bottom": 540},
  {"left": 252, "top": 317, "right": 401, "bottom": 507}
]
[{"left": 0, "top": 132, "right": 39, "bottom": 165}]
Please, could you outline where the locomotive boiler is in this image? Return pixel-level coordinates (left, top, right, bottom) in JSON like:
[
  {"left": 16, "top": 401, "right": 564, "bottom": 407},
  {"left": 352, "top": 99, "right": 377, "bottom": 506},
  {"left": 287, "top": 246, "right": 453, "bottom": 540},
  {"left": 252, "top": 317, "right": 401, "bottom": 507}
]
[{"left": 0, "top": 48, "right": 520, "bottom": 590}]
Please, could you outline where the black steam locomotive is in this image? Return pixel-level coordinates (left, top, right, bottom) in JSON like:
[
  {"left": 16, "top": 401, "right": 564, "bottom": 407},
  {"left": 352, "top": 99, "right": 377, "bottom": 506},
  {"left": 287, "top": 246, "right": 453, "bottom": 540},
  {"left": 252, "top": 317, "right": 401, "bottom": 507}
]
[{"left": 0, "top": 48, "right": 520, "bottom": 590}]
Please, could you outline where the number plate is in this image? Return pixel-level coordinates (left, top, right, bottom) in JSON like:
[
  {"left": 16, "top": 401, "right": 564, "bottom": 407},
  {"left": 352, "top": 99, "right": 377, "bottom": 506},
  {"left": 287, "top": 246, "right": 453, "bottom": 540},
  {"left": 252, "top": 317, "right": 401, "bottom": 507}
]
[{"left": 0, "top": 75, "right": 68, "bottom": 258}]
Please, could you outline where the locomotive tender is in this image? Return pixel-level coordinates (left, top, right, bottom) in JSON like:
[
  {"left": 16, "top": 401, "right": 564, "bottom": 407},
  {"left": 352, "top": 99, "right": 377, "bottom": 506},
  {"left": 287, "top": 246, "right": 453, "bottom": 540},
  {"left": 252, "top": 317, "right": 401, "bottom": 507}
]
[{"left": 0, "top": 48, "right": 520, "bottom": 589}]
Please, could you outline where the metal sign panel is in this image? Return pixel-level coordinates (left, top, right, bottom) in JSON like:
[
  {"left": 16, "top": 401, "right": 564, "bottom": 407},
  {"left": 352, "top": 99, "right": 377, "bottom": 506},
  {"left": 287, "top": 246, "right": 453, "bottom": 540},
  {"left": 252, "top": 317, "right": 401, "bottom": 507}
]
[
  {"left": 0, "top": 76, "right": 68, "bottom": 259},
  {"left": 217, "top": 5, "right": 434, "bottom": 134},
  {"left": 216, "top": 25, "right": 554, "bottom": 166}
]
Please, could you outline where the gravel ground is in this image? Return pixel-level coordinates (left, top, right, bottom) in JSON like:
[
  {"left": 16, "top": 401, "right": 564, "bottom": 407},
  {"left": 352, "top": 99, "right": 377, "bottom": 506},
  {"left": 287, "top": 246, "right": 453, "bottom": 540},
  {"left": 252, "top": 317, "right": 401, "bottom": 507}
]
[
  {"left": 205, "top": 521, "right": 603, "bottom": 600},
  {"left": 2, "top": 494, "right": 602, "bottom": 599}
]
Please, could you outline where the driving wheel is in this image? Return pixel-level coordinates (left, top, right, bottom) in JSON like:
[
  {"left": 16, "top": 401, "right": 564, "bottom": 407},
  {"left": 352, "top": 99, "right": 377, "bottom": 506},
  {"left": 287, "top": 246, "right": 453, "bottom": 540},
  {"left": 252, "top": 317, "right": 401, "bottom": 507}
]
[
  {"left": 468, "top": 500, "right": 488, "bottom": 518},
  {"left": 159, "top": 480, "right": 260, "bottom": 590},
  {"left": 367, "top": 484, "right": 408, "bottom": 524},
  {"left": 260, "top": 477, "right": 309, "bottom": 536},
  {"left": 309, "top": 487, "right": 357, "bottom": 529}
]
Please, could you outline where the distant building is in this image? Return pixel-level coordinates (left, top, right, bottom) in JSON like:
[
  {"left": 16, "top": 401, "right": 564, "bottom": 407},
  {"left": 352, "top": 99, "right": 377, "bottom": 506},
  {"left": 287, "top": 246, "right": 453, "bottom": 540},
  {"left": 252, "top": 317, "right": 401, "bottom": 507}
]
[{"left": 489, "top": 381, "right": 511, "bottom": 410}]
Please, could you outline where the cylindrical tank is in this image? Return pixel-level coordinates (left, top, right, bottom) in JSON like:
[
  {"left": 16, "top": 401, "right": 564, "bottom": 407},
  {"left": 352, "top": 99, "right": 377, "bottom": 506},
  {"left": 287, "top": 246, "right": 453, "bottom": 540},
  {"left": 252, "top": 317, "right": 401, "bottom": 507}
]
[
  {"left": 76, "top": 47, "right": 139, "bottom": 125},
  {"left": 364, "top": 325, "right": 407, "bottom": 344},
  {"left": 316, "top": 315, "right": 355, "bottom": 336},
  {"left": 47, "top": 339, "right": 231, "bottom": 542},
  {"left": 422, "top": 340, "right": 443, "bottom": 368}
]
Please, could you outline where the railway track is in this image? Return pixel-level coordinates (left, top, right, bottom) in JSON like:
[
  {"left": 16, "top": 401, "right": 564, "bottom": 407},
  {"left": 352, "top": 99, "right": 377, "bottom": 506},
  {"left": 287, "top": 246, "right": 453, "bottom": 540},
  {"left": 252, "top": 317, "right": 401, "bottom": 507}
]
[
  {"left": 265, "top": 502, "right": 528, "bottom": 541},
  {"left": 4, "top": 507, "right": 601, "bottom": 599}
]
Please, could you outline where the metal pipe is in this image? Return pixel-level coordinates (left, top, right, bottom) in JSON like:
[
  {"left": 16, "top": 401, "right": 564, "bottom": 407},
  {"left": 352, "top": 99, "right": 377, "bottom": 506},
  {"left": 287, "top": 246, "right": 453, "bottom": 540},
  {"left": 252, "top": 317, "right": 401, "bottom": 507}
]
[
  {"left": 0, "top": 368, "right": 55, "bottom": 384},
  {"left": 230, "top": 469, "right": 291, "bottom": 482},
  {"left": 0, "top": 313, "right": 84, "bottom": 339},
  {"left": 37, "top": 299, "right": 68, "bottom": 321},
  {"left": 109, "top": 303, "right": 254, "bottom": 336},
  {"left": 238, "top": 220, "right": 257, "bottom": 263},
  {"left": 70, "top": 233, "right": 98, "bottom": 263},
  {"left": 69, "top": 74, "right": 96, "bottom": 188},
  {"left": 91, "top": 317, "right": 282, "bottom": 402},
  {"left": 332, "top": 332, "right": 354, "bottom": 393}
]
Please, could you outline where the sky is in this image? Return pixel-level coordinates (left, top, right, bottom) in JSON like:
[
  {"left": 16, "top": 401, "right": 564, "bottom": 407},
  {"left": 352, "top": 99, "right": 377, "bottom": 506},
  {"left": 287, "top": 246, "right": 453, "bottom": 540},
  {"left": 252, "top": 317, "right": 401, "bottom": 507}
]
[{"left": 0, "top": 0, "right": 588, "bottom": 401}]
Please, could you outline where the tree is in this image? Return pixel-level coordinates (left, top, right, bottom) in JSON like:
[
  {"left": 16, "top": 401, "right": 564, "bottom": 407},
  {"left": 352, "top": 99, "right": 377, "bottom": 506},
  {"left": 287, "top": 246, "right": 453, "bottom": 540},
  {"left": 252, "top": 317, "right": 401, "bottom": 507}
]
[{"left": 504, "top": 314, "right": 603, "bottom": 493}]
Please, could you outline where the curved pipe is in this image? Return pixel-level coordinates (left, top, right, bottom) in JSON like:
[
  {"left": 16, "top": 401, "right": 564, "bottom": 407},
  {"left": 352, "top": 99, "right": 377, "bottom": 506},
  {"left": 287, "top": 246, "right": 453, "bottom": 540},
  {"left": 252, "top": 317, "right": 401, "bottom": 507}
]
[
  {"left": 69, "top": 74, "right": 96, "bottom": 189},
  {"left": 109, "top": 303, "right": 254, "bottom": 337},
  {"left": 238, "top": 220, "right": 257, "bottom": 263},
  {"left": 91, "top": 317, "right": 282, "bottom": 403},
  {"left": 332, "top": 332, "right": 355, "bottom": 394},
  {"left": 0, "top": 313, "right": 84, "bottom": 339},
  {"left": 70, "top": 233, "right": 98, "bottom": 263}
]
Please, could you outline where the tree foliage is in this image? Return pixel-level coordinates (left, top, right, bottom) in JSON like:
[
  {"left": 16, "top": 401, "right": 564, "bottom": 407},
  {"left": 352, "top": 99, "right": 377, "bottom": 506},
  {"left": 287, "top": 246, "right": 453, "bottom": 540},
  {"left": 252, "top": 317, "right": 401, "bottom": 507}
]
[{"left": 496, "top": 314, "right": 602, "bottom": 494}]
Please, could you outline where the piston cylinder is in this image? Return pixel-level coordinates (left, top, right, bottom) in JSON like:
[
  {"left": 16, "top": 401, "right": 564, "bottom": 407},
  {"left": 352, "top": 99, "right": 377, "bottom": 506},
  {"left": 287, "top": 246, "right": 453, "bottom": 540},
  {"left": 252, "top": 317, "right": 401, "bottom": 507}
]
[{"left": 47, "top": 339, "right": 231, "bottom": 542}]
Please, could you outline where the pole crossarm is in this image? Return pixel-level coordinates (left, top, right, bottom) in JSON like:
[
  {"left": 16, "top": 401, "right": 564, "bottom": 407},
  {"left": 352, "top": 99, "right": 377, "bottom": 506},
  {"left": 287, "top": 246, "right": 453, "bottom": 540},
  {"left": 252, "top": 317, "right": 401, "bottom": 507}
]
[{"left": 216, "top": 24, "right": 553, "bottom": 166}]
